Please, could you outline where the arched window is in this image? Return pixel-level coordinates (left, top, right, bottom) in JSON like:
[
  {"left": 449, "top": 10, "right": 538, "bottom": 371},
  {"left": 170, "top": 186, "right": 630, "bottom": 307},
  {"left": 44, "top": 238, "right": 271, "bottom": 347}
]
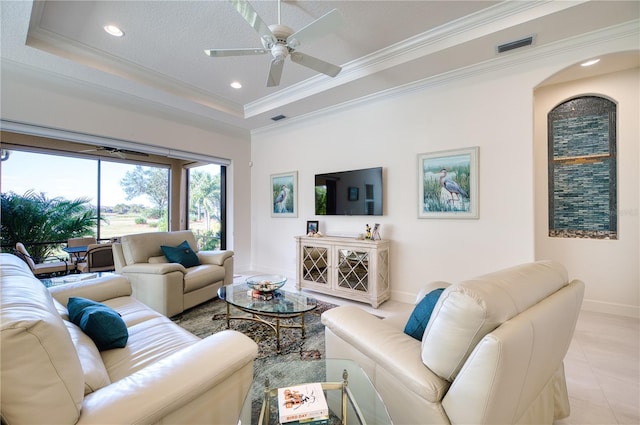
[{"left": 548, "top": 96, "right": 617, "bottom": 239}]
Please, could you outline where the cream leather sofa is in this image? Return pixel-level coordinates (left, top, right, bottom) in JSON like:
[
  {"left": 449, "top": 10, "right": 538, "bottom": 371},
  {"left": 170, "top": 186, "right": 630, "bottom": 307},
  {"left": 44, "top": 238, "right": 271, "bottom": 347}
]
[
  {"left": 1, "top": 253, "right": 258, "bottom": 425},
  {"left": 113, "top": 230, "right": 233, "bottom": 317},
  {"left": 322, "top": 261, "right": 585, "bottom": 425}
]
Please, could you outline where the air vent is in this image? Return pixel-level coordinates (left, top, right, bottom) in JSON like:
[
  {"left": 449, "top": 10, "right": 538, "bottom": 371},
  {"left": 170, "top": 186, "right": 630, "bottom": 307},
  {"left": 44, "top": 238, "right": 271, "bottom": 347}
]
[
  {"left": 497, "top": 35, "right": 535, "bottom": 54},
  {"left": 271, "top": 114, "right": 287, "bottom": 121}
]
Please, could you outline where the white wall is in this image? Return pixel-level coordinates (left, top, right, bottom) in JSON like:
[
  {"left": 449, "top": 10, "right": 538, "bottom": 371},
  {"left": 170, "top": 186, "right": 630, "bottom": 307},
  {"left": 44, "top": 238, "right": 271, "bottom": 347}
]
[
  {"left": 252, "top": 69, "right": 542, "bottom": 303},
  {"left": 251, "top": 30, "right": 639, "bottom": 305},
  {"left": 0, "top": 69, "right": 253, "bottom": 272},
  {"left": 534, "top": 68, "right": 640, "bottom": 318}
]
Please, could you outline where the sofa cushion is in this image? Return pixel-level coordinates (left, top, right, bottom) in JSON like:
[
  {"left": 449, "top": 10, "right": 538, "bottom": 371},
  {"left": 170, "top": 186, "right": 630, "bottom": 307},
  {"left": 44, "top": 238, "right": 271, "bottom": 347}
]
[
  {"left": 421, "top": 261, "right": 569, "bottom": 381},
  {"left": 64, "top": 320, "right": 111, "bottom": 394},
  {"left": 101, "top": 313, "right": 199, "bottom": 382},
  {"left": 161, "top": 240, "right": 201, "bottom": 268},
  {"left": 68, "top": 297, "right": 129, "bottom": 351},
  {"left": 404, "top": 288, "right": 444, "bottom": 340},
  {"left": 149, "top": 255, "right": 168, "bottom": 264},
  {"left": 184, "top": 265, "right": 226, "bottom": 292},
  {"left": 0, "top": 254, "right": 85, "bottom": 424}
]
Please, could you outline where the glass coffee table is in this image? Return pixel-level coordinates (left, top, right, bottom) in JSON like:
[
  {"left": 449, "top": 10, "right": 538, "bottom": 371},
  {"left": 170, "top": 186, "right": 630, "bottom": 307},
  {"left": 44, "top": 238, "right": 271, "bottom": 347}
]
[
  {"left": 217, "top": 280, "right": 317, "bottom": 353},
  {"left": 238, "top": 359, "right": 392, "bottom": 425}
]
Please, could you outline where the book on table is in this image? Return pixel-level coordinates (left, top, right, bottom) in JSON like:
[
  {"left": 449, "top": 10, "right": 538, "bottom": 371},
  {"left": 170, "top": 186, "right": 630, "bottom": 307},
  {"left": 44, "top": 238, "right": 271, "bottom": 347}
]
[
  {"left": 297, "top": 416, "right": 329, "bottom": 425},
  {"left": 277, "top": 382, "right": 328, "bottom": 423}
]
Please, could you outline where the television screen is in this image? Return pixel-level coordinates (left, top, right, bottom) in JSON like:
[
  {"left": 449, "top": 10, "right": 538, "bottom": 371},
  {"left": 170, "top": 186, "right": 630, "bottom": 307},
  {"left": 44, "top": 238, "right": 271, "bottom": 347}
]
[{"left": 315, "top": 167, "right": 383, "bottom": 216}]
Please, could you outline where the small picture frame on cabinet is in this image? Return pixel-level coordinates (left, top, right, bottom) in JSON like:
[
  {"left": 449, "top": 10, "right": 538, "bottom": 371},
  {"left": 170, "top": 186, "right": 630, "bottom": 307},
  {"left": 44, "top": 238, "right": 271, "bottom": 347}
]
[{"left": 306, "top": 220, "right": 319, "bottom": 235}]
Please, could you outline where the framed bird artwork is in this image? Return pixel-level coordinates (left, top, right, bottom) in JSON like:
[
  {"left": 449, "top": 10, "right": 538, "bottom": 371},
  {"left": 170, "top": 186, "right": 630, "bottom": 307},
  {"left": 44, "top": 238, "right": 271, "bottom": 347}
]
[
  {"left": 271, "top": 171, "right": 298, "bottom": 217},
  {"left": 417, "top": 147, "right": 479, "bottom": 219}
]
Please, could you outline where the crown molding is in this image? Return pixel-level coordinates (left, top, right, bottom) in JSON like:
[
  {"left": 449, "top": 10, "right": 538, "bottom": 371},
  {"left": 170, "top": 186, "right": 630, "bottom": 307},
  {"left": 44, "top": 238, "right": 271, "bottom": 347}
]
[
  {"left": 252, "top": 19, "right": 639, "bottom": 137},
  {"left": 245, "top": 0, "right": 587, "bottom": 118}
]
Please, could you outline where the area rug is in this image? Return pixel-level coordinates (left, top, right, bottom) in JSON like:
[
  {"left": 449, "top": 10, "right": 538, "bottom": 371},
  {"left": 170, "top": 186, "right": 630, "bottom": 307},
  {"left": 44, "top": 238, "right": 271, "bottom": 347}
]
[{"left": 171, "top": 297, "right": 337, "bottom": 360}]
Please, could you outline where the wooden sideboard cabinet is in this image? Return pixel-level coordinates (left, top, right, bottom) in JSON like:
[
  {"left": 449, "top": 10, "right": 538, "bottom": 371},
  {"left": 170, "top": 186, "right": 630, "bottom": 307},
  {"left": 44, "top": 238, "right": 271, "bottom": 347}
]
[{"left": 295, "top": 235, "right": 390, "bottom": 308}]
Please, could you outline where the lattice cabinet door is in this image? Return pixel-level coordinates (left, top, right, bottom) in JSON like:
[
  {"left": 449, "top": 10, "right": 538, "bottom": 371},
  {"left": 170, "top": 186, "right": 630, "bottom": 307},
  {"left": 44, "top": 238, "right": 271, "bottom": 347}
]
[
  {"left": 300, "top": 244, "right": 330, "bottom": 286},
  {"left": 336, "top": 248, "right": 369, "bottom": 292}
]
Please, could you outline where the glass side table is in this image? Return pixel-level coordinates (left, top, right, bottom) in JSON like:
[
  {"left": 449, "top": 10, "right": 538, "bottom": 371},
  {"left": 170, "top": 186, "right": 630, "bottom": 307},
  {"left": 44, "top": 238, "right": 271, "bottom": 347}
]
[{"left": 238, "top": 359, "right": 392, "bottom": 425}]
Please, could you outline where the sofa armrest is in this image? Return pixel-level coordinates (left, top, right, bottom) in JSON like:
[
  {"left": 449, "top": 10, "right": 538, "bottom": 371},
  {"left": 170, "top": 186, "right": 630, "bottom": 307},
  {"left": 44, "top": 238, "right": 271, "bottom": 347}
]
[
  {"left": 77, "top": 330, "right": 258, "bottom": 424},
  {"left": 49, "top": 276, "right": 132, "bottom": 305},
  {"left": 197, "top": 250, "right": 233, "bottom": 266},
  {"left": 121, "top": 262, "right": 186, "bottom": 275},
  {"left": 322, "top": 306, "right": 449, "bottom": 402}
]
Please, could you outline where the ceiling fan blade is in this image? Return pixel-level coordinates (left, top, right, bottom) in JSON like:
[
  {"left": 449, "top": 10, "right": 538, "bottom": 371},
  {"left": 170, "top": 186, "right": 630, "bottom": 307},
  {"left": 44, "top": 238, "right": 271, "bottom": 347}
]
[
  {"left": 267, "top": 59, "right": 285, "bottom": 87},
  {"left": 205, "top": 48, "right": 269, "bottom": 57},
  {"left": 117, "top": 149, "right": 149, "bottom": 157},
  {"left": 228, "top": 0, "right": 276, "bottom": 46},
  {"left": 286, "top": 9, "right": 343, "bottom": 48},
  {"left": 290, "top": 52, "right": 342, "bottom": 77}
]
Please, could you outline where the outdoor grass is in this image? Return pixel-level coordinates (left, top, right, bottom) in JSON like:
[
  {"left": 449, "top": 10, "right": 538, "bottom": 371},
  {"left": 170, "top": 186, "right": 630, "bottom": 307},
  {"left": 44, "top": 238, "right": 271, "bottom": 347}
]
[
  {"left": 99, "top": 213, "right": 157, "bottom": 239},
  {"left": 47, "top": 213, "right": 215, "bottom": 258}
]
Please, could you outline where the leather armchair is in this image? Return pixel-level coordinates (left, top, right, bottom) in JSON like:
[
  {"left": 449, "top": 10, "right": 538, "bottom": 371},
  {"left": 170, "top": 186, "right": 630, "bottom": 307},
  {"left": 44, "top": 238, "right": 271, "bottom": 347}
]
[
  {"left": 322, "top": 261, "right": 585, "bottom": 425},
  {"left": 112, "top": 230, "right": 233, "bottom": 317}
]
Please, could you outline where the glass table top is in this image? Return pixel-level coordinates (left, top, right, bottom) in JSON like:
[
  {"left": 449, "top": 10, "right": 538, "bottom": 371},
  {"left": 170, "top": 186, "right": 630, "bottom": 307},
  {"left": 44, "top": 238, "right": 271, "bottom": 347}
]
[
  {"left": 238, "top": 359, "right": 392, "bottom": 425},
  {"left": 218, "top": 283, "right": 317, "bottom": 315}
]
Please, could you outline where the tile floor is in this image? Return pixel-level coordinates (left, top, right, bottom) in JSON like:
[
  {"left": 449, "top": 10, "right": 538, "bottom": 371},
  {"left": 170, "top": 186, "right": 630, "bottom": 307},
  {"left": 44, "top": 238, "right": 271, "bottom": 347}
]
[
  {"left": 238, "top": 274, "right": 640, "bottom": 424},
  {"left": 555, "top": 310, "right": 640, "bottom": 425}
]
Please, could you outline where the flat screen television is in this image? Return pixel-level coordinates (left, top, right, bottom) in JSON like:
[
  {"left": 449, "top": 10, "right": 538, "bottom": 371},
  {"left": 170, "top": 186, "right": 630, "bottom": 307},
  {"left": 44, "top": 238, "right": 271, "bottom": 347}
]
[{"left": 315, "top": 167, "right": 383, "bottom": 216}]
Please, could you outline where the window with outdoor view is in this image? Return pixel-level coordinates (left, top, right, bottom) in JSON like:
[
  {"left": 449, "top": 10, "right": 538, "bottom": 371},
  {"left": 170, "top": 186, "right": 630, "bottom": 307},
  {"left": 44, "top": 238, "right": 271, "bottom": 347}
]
[
  {"left": 0, "top": 149, "right": 170, "bottom": 256},
  {"left": 187, "top": 163, "right": 226, "bottom": 250}
]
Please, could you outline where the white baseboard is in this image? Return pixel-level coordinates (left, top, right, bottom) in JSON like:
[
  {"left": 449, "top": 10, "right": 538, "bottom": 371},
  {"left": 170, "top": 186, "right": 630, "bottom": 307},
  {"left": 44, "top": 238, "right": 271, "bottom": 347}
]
[{"left": 581, "top": 299, "right": 640, "bottom": 319}]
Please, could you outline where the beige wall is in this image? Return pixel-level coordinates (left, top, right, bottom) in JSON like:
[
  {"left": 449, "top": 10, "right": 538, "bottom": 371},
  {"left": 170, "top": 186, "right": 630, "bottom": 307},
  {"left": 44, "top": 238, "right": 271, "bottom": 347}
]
[{"left": 534, "top": 68, "right": 640, "bottom": 318}]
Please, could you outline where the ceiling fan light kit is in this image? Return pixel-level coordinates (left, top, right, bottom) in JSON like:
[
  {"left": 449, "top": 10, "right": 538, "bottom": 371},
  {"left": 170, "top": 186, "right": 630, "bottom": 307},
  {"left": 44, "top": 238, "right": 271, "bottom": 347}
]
[{"left": 205, "top": 0, "right": 343, "bottom": 87}]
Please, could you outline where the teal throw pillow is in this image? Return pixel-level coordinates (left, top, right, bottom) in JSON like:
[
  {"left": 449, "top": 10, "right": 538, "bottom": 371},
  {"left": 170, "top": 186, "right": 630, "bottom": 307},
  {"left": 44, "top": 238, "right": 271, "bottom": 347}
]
[
  {"left": 161, "top": 240, "right": 200, "bottom": 268},
  {"left": 67, "top": 297, "right": 128, "bottom": 351},
  {"left": 404, "top": 288, "right": 445, "bottom": 341}
]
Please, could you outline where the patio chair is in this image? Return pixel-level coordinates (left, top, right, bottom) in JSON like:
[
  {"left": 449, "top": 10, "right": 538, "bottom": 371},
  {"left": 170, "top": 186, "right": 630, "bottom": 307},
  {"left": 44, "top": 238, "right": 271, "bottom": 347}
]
[
  {"left": 76, "top": 243, "right": 115, "bottom": 273},
  {"left": 14, "top": 242, "right": 72, "bottom": 277},
  {"left": 66, "top": 236, "right": 98, "bottom": 264}
]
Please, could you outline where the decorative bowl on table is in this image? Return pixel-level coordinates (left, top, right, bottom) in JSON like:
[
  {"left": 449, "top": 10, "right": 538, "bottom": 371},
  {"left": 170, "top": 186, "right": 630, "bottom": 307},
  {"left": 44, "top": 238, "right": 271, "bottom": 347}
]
[{"left": 246, "top": 274, "right": 287, "bottom": 293}]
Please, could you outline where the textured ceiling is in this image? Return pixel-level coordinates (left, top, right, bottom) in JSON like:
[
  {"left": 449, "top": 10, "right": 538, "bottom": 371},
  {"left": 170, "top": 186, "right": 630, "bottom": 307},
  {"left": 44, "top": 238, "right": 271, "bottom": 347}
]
[{"left": 1, "top": 1, "right": 639, "bottom": 133}]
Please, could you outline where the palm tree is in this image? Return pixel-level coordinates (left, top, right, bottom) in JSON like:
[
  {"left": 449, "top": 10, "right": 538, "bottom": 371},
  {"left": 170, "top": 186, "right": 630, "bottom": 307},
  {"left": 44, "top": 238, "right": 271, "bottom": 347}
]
[
  {"left": 189, "top": 171, "right": 220, "bottom": 231},
  {"left": 1, "top": 191, "right": 98, "bottom": 260}
]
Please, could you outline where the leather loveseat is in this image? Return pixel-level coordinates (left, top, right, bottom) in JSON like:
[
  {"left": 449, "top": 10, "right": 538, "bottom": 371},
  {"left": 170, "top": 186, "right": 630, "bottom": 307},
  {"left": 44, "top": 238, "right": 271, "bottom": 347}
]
[
  {"left": 113, "top": 230, "right": 233, "bottom": 317},
  {"left": 322, "top": 260, "right": 585, "bottom": 425},
  {"left": 1, "top": 253, "right": 258, "bottom": 425}
]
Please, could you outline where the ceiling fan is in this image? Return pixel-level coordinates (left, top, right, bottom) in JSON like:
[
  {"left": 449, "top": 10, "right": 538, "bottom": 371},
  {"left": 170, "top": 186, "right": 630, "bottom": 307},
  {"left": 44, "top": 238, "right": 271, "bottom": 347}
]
[
  {"left": 80, "top": 146, "right": 149, "bottom": 159},
  {"left": 205, "top": 0, "right": 343, "bottom": 87}
]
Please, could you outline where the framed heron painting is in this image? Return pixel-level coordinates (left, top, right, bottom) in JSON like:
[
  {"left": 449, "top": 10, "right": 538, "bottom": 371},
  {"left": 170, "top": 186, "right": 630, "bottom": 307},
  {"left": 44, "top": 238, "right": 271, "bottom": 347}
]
[
  {"left": 271, "top": 171, "right": 298, "bottom": 217},
  {"left": 417, "top": 147, "right": 479, "bottom": 219}
]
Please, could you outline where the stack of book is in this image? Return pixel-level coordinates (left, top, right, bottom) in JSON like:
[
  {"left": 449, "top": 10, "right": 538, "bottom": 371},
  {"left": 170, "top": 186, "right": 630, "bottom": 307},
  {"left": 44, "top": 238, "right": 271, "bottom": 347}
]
[{"left": 277, "top": 382, "right": 329, "bottom": 425}]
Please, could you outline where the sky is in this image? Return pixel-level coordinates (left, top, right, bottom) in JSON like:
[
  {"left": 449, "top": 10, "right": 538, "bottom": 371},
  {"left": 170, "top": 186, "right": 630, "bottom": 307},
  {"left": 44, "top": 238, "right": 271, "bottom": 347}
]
[{"left": 1, "top": 150, "right": 152, "bottom": 206}]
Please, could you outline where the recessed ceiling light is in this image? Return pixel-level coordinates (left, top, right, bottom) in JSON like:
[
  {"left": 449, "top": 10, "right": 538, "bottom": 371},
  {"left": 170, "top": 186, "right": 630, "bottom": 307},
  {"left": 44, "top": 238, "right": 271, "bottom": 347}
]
[
  {"left": 230, "top": 81, "right": 242, "bottom": 89},
  {"left": 104, "top": 25, "right": 124, "bottom": 37},
  {"left": 581, "top": 59, "right": 600, "bottom": 67}
]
